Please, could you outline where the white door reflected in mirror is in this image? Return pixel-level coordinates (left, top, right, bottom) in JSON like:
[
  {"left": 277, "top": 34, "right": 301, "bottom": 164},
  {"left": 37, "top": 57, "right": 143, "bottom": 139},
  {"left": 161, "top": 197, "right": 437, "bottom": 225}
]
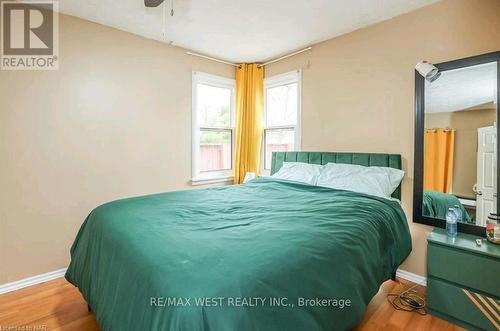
[{"left": 476, "top": 125, "right": 498, "bottom": 226}]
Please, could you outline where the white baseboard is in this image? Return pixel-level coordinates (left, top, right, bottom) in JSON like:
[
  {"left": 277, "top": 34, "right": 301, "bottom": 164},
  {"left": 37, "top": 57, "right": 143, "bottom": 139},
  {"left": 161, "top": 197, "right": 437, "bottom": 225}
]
[
  {"left": 0, "top": 268, "right": 67, "bottom": 295},
  {"left": 0, "top": 267, "right": 426, "bottom": 295},
  {"left": 396, "top": 268, "right": 427, "bottom": 287}
]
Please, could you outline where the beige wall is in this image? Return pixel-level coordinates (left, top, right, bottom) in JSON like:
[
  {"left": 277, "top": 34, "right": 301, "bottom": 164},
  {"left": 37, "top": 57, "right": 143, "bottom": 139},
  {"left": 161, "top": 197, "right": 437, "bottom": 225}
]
[
  {"left": 265, "top": 0, "right": 500, "bottom": 276},
  {"left": 0, "top": 15, "right": 233, "bottom": 284},
  {"left": 425, "top": 108, "right": 497, "bottom": 198}
]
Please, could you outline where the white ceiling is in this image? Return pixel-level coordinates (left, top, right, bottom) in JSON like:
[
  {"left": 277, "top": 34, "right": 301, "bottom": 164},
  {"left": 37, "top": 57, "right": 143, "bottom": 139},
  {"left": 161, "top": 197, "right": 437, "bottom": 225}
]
[
  {"left": 59, "top": 0, "right": 438, "bottom": 63},
  {"left": 425, "top": 62, "right": 498, "bottom": 114}
]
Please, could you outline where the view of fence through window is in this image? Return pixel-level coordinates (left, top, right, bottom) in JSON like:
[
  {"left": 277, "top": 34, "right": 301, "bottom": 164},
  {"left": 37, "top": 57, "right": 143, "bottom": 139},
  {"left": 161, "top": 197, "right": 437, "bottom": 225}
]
[
  {"left": 196, "top": 74, "right": 297, "bottom": 173},
  {"left": 197, "top": 84, "right": 232, "bottom": 172},
  {"left": 264, "top": 81, "right": 298, "bottom": 169}
]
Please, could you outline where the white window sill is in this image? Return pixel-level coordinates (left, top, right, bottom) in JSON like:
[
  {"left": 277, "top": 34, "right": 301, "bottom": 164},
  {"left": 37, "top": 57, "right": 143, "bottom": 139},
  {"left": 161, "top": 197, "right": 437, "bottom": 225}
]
[{"left": 190, "top": 176, "right": 234, "bottom": 186}]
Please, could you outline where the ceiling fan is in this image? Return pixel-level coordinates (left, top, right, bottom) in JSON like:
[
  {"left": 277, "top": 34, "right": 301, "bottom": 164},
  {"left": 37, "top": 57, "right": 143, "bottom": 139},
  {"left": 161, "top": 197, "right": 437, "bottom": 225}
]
[{"left": 144, "top": 0, "right": 165, "bottom": 7}]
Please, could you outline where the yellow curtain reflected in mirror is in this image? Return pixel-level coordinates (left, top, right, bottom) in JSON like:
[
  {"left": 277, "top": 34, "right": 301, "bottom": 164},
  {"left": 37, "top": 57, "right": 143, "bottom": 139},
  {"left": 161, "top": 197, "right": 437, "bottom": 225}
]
[{"left": 424, "top": 128, "right": 455, "bottom": 193}]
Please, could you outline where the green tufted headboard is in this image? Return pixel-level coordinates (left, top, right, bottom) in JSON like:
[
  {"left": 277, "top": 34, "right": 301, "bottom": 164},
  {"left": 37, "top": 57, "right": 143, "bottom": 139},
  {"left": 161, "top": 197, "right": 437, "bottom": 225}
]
[{"left": 270, "top": 151, "right": 403, "bottom": 200}]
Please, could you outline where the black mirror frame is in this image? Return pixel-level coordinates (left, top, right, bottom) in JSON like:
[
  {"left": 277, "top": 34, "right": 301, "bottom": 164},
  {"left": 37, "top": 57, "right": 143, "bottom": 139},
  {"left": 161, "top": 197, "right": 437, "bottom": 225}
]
[{"left": 413, "top": 51, "right": 500, "bottom": 237}]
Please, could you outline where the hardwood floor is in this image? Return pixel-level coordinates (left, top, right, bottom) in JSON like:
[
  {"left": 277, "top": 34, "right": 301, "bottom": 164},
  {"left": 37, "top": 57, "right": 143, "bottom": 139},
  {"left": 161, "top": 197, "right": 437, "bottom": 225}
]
[
  {"left": 0, "top": 278, "right": 464, "bottom": 331},
  {"left": 353, "top": 280, "right": 465, "bottom": 331}
]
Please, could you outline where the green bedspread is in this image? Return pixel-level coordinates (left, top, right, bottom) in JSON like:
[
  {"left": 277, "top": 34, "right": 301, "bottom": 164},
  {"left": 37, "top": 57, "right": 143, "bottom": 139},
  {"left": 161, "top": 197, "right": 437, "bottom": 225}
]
[
  {"left": 423, "top": 191, "right": 471, "bottom": 223},
  {"left": 66, "top": 178, "right": 412, "bottom": 331}
]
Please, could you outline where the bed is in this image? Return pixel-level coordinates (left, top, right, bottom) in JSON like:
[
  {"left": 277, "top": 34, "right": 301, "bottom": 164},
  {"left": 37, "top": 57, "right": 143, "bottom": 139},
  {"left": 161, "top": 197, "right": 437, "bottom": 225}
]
[
  {"left": 65, "top": 152, "right": 412, "bottom": 331},
  {"left": 423, "top": 190, "right": 471, "bottom": 223}
]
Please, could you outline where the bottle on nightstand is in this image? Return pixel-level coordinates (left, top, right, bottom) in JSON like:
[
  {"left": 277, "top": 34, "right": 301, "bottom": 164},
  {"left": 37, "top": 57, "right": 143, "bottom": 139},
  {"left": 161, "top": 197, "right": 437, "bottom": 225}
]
[{"left": 446, "top": 208, "right": 457, "bottom": 238}]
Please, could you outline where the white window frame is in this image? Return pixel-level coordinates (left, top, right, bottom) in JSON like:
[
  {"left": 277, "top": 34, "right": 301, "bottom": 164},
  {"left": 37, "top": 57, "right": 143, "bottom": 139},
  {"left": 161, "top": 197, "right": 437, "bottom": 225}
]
[
  {"left": 261, "top": 70, "right": 302, "bottom": 174},
  {"left": 191, "top": 71, "right": 236, "bottom": 185}
]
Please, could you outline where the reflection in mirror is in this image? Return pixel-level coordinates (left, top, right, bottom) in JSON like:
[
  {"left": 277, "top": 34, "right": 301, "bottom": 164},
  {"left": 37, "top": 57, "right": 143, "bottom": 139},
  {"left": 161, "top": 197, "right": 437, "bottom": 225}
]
[{"left": 424, "top": 62, "right": 497, "bottom": 227}]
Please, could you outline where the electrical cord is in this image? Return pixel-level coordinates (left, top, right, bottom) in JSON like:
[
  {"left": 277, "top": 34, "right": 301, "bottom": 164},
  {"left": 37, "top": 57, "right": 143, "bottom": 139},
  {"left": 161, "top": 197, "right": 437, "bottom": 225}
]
[{"left": 387, "top": 282, "right": 427, "bottom": 315}]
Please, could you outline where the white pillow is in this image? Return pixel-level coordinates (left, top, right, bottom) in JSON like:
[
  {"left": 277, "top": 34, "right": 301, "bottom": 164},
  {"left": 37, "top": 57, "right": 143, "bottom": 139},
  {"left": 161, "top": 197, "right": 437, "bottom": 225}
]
[
  {"left": 316, "top": 163, "right": 404, "bottom": 199},
  {"left": 271, "top": 162, "right": 324, "bottom": 185}
]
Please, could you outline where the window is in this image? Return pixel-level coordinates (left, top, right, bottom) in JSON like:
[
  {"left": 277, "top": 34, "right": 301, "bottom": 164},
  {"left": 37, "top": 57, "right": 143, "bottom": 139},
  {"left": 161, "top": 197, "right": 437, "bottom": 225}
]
[
  {"left": 192, "top": 72, "right": 235, "bottom": 183},
  {"left": 263, "top": 70, "right": 301, "bottom": 170}
]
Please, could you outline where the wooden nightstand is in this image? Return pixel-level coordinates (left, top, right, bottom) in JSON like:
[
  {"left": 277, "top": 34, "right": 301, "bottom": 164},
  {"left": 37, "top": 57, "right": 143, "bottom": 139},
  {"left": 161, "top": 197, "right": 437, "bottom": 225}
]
[{"left": 427, "top": 228, "right": 500, "bottom": 331}]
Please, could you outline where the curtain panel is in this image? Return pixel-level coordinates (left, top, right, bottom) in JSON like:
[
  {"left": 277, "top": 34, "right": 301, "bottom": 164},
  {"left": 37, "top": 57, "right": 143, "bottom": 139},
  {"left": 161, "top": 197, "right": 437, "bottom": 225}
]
[
  {"left": 234, "top": 64, "right": 264, "bottom": 184},
  {"left": 424, "top": 128, "right": 456, "bottom": 193}
]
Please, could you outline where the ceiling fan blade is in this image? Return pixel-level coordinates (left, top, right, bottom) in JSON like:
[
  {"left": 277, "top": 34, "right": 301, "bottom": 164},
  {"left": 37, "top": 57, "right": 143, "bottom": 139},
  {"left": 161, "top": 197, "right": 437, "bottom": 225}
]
[{"left": 144, "top": 0, "right": 165, "bottom": 7}]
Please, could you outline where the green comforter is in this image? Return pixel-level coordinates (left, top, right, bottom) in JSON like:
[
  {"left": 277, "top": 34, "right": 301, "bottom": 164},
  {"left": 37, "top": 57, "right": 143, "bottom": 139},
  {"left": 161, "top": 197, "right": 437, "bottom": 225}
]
[
  {"left": 423, "top": 191, "right": 471, "bottom": 223},
  {"left": 66, "top": 178, "right": 412, "bottom": 331}
]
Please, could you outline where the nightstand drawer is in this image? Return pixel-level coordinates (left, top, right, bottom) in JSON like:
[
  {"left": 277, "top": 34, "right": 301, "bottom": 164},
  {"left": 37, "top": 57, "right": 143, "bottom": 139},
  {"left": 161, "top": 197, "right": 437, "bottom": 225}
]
[
  {"left": 427, "top": 243, "right": 500, "bottom": 298},
  {"left": 427, "top": 277, "right": 500, "bottom": 331}
]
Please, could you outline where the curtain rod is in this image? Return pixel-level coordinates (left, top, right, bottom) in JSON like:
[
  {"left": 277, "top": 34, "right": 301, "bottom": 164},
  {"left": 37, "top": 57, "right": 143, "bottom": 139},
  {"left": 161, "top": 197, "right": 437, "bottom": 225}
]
[
  {"left": 185, "top": 51, "right": 240, "bottom": 67},
  {"left": 186, "top": 46, "right": 312, "bottom": 68},
  {"left": 258, "top": 47, "right": 312, "bottom": 68}
]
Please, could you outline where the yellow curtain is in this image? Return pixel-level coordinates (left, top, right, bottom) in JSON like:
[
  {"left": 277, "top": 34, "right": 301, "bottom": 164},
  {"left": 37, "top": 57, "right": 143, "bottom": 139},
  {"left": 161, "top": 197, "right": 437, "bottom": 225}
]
[
  {"left": 234, "top": 64, "right": 264, "bottom": 184},
  {"left": 424, "top": 128, "right": 455, "bottom": 193}
]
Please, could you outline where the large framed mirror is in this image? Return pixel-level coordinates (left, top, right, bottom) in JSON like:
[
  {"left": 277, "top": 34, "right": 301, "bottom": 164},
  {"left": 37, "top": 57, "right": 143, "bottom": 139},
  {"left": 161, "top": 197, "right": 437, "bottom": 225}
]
[{"left": 414, "top": 51, "right": 500, "bottom": 236}]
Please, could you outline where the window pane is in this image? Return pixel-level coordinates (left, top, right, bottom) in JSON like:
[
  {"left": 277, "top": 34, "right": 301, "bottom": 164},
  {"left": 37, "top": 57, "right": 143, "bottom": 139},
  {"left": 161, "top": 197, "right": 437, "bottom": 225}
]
[
  {"left": 200, "top": 130, "right": 232, "bottom": 172},
  {"left": 197, "top": 84, "right": 231, "bottom": 127},
  {"left": 265, "top": 129, "right": 295, "bottom": 169},
  {"left": 266, "top": 83, "right": 297, "bottom": 126}
]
